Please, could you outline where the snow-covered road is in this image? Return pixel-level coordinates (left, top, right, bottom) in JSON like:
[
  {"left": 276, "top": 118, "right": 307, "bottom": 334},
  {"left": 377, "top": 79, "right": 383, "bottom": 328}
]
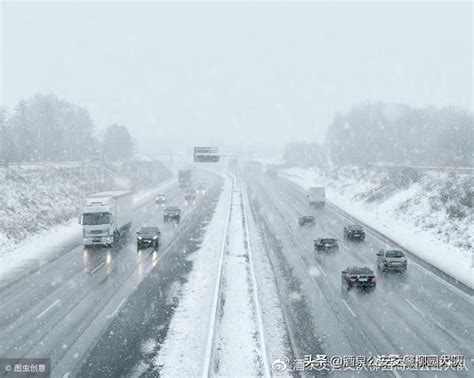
[
  {"left": 1, "top": 166, "right": 472, "bottom": 377},
  {"left": 245, "top": 171, "right": 473, "bottom": 376}
]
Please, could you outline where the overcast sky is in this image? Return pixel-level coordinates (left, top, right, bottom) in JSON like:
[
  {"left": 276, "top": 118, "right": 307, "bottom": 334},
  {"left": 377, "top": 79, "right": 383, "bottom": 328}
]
[{"left": 1, "top": 1, "right": 472, "bottom": 153}]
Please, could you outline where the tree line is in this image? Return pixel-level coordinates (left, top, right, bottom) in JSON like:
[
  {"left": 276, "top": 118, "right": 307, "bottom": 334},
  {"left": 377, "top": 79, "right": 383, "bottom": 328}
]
[
  {"left": 284, "top": 103, "right": 473, "bottom": 167},
  {"left": 0, "top": 94, "right": 134, "bottom": 164}
]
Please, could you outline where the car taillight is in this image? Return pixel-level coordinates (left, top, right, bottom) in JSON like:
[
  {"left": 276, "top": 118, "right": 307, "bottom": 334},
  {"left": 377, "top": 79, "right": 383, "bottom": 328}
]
[
  {"left": 348, "top": 276, "right": 357, "bottom": 283},
  {"left": 370, "top": 276, "right": 376, "bottom": 282}
]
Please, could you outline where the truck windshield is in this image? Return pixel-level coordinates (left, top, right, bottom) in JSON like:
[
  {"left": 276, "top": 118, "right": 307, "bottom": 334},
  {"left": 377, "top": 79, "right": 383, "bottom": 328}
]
[{"left": 83, "top": 212, "right": 110, "bottom": 225}]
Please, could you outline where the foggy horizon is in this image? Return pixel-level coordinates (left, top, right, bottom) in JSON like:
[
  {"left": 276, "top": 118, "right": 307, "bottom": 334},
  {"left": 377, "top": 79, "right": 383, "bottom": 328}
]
[{"left": 2, "top": 1, "right": 472, "bottom": 153}]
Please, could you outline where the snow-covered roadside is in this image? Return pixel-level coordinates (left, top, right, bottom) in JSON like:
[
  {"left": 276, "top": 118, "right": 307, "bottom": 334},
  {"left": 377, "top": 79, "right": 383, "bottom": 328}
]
[
  {"left": 281, "top": 167, "right": 474, "bottom": 289},
  {"left": 0, "top": 220, "right": 82, "bottom": 283},
  {"left": 154, "top": 177, "right": 232, "bottom": 376},
  {"left": 0, "top": 162, "right": 172, "bottom": 248},
  {"left": 0, "top": 178, "right": 176, "bottom": 283}
]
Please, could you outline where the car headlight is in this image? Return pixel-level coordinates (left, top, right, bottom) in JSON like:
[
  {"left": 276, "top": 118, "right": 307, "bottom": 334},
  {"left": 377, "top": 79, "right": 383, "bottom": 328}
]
[
  {"left": 153, "top": 236, "right": 158, "bottom": 239},
  {"left": 137, "top": 236, "right": 142, "bottom": 240}
]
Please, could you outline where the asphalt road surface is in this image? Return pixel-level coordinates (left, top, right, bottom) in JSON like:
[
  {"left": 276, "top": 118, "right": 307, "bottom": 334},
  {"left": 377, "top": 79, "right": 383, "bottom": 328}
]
[
  {"left": 1, "top": 169, "right": 471, "bottom": 378},
  {"left": 0, "top": 172, "right": 222, "bottom": 378},
  {"left": 244, "top": 171, "right": 473, "bottom": 377}
]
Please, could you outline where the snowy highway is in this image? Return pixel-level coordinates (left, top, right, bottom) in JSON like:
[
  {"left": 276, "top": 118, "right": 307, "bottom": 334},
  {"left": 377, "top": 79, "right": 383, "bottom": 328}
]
[
  {"left": 0, "top": 172, "right": 223, "bottom": 377},
  {"left": 245, "top": 172, "right": 473, "bottom": 376},
  {"left": 2, "top": 2, "right": 472, "bottom": 376},
  {"left": 0, "top": 168, "right": 472, "bottom": 377}
]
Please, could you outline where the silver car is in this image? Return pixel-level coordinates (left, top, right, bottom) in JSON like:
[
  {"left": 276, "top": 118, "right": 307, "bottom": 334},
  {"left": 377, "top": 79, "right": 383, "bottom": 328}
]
[{"left": 376, "top": 249, "right": 408, "bottom": 272}]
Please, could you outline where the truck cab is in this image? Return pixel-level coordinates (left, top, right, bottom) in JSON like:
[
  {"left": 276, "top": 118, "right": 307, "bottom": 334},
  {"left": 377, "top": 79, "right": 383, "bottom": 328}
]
[{"left": 80, "top": 191, "right": 132, "bottom": 247}]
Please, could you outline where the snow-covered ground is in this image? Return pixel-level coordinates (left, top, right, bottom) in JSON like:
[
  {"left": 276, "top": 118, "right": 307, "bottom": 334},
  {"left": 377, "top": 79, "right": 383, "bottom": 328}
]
[
  {"left": 154, "top": 177, "right": 233, "bottom": 376},
  {"left": 214, "top": 190, "right": 260, "bottom": 375},
  {"left": 155, "top": 175, "right": 287, "bottom": 376},
  {"left": 0, "top": 162, "right": 172, "bottom": 280},
  {"left": 281, "top": 167, "right": 474, "bottom": 289}
]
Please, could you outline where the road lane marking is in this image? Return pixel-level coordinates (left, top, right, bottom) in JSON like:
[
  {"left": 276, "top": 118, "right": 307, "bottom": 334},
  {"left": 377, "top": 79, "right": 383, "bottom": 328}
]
[
  {"left": 342, "top": 299, "right": 357, "bottom": 318},
  {"left": 36, "top": 299, "right": 61, "bottom": 319},
  {"left": 404, "top": 299, "right": 425, "bottom": 318},
  {"left": 411, "top": 263, "right": 474, "bottom": 304},
  {"left": 338, "top": 241, "right": 349, "bottom": 250},
  {"left": 327, "top": 204, "right": 474, "bottom": 304},
  {"left": 89, "top": 262, "right": 105, "bottom": 275},
  {"left": 318, "top": 266, "right": 326, "bottom": 276},
  {"left": 433, "top": 320, "right": 465, "bottom": 345},
  {"left": 107, "top": 298, "right": 126, "bottom": 319}
]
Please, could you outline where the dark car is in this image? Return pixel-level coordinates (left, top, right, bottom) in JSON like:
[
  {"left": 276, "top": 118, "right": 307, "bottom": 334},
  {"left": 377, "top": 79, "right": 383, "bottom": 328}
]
[
  {"left": 376, "top": 249, "right": 407, "bottom": 272},
  {"left": 137, "top": 226, "right": 161, "bottom": 249},
  {"left": 184, "top": 188, "right": 196, "bottom": 202},
  {"left": 163, "top": 206, "right": 181, "bottom": 223},
  {"left": 344, "top": 224, "right": 365, "bottom": 241},
  {"left": 155, "top": 193, "right": 167, "bottom": 205},
  {"left": 341, "top": 267, "right": 376, "bottom": 291},
  {"left": 298, "top": 215, "right": 316, "bottom": 227},
  {"left": 314, "top": 238, "right": 338, "bottom": 251}
]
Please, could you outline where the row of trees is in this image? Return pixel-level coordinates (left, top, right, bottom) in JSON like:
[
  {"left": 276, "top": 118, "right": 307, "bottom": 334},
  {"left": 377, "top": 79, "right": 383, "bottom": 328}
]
[
  {"left": 0, "top": 94, "right": 134, "bottom": 164},
  {"left": 325, "top": 103, "right": 473, "bottom": 167},
  {"left": 284, "top": 103, "right": 472, "bottom": 167}
]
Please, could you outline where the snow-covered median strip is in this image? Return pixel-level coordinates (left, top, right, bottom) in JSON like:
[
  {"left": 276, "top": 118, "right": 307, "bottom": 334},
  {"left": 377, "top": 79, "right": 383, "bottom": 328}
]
[
  {"left": 281, "top": 167, "right": 474, "bottom": 289},
  {"left": 214, "top": 188, "right": 269, "bottom": 376},
  {"left": 156, "top": 177, "right": 278, "bottom": 376},
  {"left": 154, "top": 178, "right": 233, "bottom": 376}
]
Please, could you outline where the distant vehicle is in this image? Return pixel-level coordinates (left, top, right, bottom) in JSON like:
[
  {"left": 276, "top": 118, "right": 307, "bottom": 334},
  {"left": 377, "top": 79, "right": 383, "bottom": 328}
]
[
  {"left": 376, "top": 249, "right": 407, "bottom": 272},
  {"left": 308, "top": 187, "right": 325, "bottom": 207},
  {"left": 184, "top": 188, "right": 196, "bottom": 202},
  {"left": 80, "top": 191, "right": 133, "bottom": 247},
  {"left": 155, "top": 193, "right": 167, "bottom": 205},
  {"left": 344, "top": 225, "right": 365, "bottom": 241},
  {"left": 178, "top": 168, "right": 192, "bottom": 188},
  {"left": 137, "top": 226, "right": 161, "bottom": 249},
  {"left": 266, "top": 164, "right": 278, "bottom": 178},
  {"left": 197, "top": 180, "right": 206, "bottom": 193},
  {"left": 298, "top": 215, "right": 316, "bottom": 227},
  {"left": 163, "top": 206, "right": 181, "bottom": 223},
  {"left": 341, "top": 267, "right": 376, "bottom": 291},
  {"left": 314, "top": 238, "right": 338, "bottom": 251}
]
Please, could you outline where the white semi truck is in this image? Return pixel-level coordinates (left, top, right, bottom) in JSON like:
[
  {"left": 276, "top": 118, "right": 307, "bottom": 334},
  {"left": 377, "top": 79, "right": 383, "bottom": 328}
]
[
  {"left": 80, "top": 191, "right": 133, "bottom": 247},
  {"left": 308, "top": 187, "right": 325, "bottom": 207}
]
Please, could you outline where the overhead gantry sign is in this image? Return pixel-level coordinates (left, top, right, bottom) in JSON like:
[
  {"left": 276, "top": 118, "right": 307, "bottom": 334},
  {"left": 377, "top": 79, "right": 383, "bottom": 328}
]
[{"left": 193, "top": 147, "right": 220, "bottom": 163}]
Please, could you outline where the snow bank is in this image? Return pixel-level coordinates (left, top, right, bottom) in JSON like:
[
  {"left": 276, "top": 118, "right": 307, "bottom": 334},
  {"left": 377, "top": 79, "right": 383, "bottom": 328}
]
[
  {"left": 0, "top": 162, "right": 171, "bottom": 244},
  {"left": 155, "top": 178, "right": 232, "bottom": 376},
  {"left": 0, "top": 162, "right": 172, "bottom": 280},
  {"left": 281, "top": 167, "right": 474, "bottom": 289},
  {"left": 215, "top": 191, "right": 260, "bottom": 376}
]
